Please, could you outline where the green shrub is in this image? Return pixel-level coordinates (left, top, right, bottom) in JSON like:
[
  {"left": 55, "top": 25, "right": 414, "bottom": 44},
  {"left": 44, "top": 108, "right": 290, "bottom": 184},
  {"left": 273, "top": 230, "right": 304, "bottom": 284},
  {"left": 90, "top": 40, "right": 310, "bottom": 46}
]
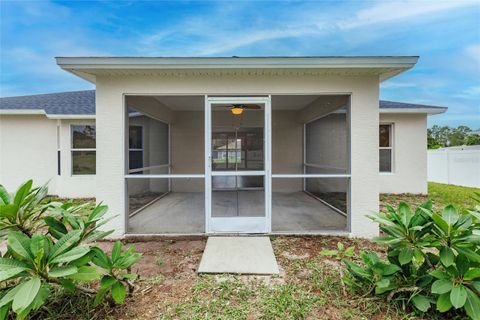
[
  {"left": 0, "top": 180, "right": 141, "bottom": 319},
  {"left": 343, "top": 196, "right": 480, "bottom": 319}
]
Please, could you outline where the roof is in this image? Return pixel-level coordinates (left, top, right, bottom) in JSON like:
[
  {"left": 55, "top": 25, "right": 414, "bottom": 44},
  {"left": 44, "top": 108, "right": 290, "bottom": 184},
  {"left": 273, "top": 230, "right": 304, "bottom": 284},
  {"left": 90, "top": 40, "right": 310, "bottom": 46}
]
[
  {"left": 0, "top": 90, "right": 95, "bottom": 118},
  {"left": 56, "top": 56, "right": 419, "bottom": 83},
  {"left": 0, "top": 90, "right": 447, "bottom": 118}
]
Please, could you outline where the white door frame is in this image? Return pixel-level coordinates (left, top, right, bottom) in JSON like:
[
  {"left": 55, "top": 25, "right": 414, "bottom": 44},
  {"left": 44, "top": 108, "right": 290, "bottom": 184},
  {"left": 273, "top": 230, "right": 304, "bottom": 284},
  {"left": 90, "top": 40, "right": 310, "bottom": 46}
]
[{"left": 205, "top": 96, "right": 272, "bottom": 233}]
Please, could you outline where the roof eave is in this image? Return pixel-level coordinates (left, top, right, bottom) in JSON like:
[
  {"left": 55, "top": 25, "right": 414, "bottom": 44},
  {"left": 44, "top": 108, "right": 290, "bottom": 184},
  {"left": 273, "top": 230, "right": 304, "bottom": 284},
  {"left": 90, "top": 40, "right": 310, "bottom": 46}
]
[
  {"left": 56, "top": 56, "right": 419, "bottom": 84},
  {"left": 380, "top": 107, "right": 448, "bottom": 115}
]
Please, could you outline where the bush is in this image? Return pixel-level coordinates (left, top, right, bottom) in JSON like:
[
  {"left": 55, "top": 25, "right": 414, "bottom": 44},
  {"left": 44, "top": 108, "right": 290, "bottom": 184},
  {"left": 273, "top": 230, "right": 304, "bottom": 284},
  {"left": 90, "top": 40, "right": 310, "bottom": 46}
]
[
  {"left": 0, "top": 180, "right": 141, "bottom": 319},
  {"left": 343, "top": 196, "right": 480, "bottom": 319}
]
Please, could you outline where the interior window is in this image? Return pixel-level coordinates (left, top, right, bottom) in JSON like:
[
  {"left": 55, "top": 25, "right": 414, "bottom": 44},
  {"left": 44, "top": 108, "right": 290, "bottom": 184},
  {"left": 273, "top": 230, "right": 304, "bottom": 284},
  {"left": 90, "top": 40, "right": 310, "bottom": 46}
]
[
  {"left": 129, "top": 126, "right": 143, "bottom": 171},
  {"left": 71, "top": 125, "right": 96, "bottom": 175}
]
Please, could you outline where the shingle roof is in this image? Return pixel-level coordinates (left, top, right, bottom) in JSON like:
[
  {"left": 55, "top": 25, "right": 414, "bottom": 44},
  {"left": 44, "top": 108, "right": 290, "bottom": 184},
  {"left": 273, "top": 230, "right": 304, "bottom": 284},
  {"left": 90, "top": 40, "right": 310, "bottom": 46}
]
[
  {"left": 0, "top": 90, "right": 446, "bottom": 116},
  {"left": 0, "top": 90, "right": 95, "bottom": 115}
]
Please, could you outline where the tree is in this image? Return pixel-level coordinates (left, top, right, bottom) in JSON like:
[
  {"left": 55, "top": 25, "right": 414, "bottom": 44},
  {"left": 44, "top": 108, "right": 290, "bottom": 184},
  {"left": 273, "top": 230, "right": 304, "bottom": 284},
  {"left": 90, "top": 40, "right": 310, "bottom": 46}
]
[{"left": 465, "top": 134, "right": 480, "bottom": 146}]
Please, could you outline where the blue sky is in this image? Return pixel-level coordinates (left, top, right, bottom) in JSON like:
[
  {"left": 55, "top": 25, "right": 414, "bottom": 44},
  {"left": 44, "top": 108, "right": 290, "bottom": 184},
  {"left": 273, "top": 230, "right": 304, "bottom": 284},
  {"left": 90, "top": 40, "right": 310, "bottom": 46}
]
[{"left": 1, "top": 0, "right": 479, "bottom": 128}]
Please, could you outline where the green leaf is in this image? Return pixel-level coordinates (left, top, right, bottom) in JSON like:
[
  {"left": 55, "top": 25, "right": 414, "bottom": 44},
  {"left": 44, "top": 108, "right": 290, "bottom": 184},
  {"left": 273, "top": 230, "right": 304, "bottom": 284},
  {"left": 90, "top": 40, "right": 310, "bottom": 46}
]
[
  {"left": 442, "top": 205, "right": 459, "bottom": 226},
  {"left": 465, "top": 268, "right": 480, "bottom": 281},
  {"left": 432, "top": 279, "right": 453, "bottom": 294},
  {"left": 48, "top": 266, "right": 78, "bottom": 278},
  {"left": 112, "top": 241, "right": 122, "bottom": 262},
  {"left": 91, "top": 247, "right": 112, "bottom": 269},
  {"left": 93, "top": 288, "right": 108, "bottom": 307},
  {"left": 398, "top": 247, "right": 413, "bottom": 265},
  {"left": 13, "top": 180, "right": 32, "bottom": 207},
  {"left": 87, "top": 204, "right": 108, "bottom": 222},
  {"left": 436, "top": 293, "right": 453, "bottom": 312},
  {"left": 465, "top": 287, "right": 480, "bottom": 320},
  {"left": 100, "top": 275, "right": 116, "bottom": 289},
  {"left": 49, "top": 230, "right": 81, "bottom": 261},
  {"left": 450, "top": 285, "right": 468, "bottom": 309},
  {"left": 456, "top": 254, "right": 470, "bottom": 276},
  {"left": 0, "top": 258, "right": 28, "bottom": 282},
  {"left": 0, "top": 204, "right": 18, "bottom": 221},
  {"left": 398, "top": 202, "right": 413, "bottom": 227},
  {"left": 432, "top": 212, "right": 449, "bottom": 234},
  {"left": 12, "top": 277, "right": 41, "bottom": 314},
  {"left": 7, "top": 231, "right": 32, "bottom": 261},
  {"left": 111, "top": 281, "right": 127, "bottom": 304},
  {"left": 320, "top": 250, "right": 338, "bottom": 256},
  {"left": 44, "top": 217, "right": 68, "bottom": 235},
  {"left": 0, "top": 284, "right": 22, "bottom": 308},
  {"left": 412, "top": 294, "right": 431, "bottom": 312},
  {"left": 0, "top": 305, "right": 8, "bottom": 320},
  {"left": 337, "top": 242, "right": 344, "bottom": 251},
  {"left": 440, "top": 247, "right": 455, "bottom": 267},
  {"left": 344, "top": 246, "right": 355, "bottom": 257},
  {"left": 0, "top": 184, "right": 11, "bottom": 205},
  {"left": 50, "top": 246, "right": 89, "bottom": 264},
  {"left": 30, "top": 234, "right": 45, "bottom": 259},
  {"left": 120, "top": 273, "right": 138, "bottom": 280},
  {"left": 430, "top": 270, "right": 449, "bottom": 279},
  {"left": 67, "top": 266, "right": 101, "bottom": 281},
  {"left": 381, "top": 264, "right": 401, "bottom": 276},
  {"left": 29, "top": 284, "right": 50, "bottom": 311}
]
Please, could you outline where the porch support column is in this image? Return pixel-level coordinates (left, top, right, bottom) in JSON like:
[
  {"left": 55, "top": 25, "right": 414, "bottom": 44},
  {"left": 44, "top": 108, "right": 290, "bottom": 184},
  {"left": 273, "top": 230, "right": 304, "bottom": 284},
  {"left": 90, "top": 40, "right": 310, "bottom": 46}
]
[
  {"left": 95, "top": 80, "right": 126, "bottom": 236},
  {"left": 349, "top": 80, "right": 380, "bottom": 238}
]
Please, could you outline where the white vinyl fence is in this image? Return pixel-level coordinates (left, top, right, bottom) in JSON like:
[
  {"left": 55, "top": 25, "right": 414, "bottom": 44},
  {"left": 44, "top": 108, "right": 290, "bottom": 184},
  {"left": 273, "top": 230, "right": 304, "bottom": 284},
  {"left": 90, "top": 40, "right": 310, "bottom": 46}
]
[{"left": 428, "top": 149, "right": 480, "bottom": 188}]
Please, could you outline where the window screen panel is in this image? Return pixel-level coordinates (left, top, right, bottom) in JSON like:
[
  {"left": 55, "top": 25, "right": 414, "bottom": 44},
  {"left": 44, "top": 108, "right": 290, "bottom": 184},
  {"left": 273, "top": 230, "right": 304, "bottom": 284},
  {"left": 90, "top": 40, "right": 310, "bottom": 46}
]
[{"left": 72, "top": 125, "right": 96, "bottom": 148}]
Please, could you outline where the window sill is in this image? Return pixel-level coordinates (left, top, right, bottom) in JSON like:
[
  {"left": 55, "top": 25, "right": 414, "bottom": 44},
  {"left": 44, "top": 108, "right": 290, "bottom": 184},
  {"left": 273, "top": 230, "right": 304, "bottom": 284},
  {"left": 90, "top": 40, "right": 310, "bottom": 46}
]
[{"left": 379, "top": 172, "right": 395, "bottom": 175}]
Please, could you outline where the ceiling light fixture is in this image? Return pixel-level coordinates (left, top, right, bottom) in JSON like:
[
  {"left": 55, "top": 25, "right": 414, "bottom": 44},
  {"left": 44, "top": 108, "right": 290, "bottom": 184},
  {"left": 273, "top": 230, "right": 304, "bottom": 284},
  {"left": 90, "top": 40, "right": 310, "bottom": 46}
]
[{"left": 230, "top": 105, "right": 244, "bottom": 115}]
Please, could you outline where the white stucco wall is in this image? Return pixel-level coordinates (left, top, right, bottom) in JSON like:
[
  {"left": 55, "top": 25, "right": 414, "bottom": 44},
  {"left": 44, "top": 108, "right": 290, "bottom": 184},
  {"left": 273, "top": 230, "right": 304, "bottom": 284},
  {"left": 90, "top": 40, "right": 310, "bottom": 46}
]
[
  {"left": 379, "top": 113, "right": 428, "bottom": 194},
  {"left": 0, "top": 115, "right": 58, "bottom": 192},
  {"left": 0, "top": 115, "right": 96, "bottom": 198},
  {"left": 95, "top": 72, "right": 380, "bottom": 238}
]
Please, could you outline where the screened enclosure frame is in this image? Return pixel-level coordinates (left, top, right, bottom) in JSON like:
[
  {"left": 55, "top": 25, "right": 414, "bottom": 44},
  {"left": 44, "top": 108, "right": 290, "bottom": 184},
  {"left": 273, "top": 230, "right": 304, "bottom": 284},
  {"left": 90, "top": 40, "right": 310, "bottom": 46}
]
[{"left": 123, "top": 94, "right": 352, "bottom": 235}]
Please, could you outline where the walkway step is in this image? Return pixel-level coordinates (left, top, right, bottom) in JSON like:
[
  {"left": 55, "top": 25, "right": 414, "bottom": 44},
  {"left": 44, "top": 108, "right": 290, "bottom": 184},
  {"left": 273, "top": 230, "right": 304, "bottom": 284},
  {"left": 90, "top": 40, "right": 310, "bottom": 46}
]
[{"left": 198, "top": 236, "right": 279, "bottom": 275}]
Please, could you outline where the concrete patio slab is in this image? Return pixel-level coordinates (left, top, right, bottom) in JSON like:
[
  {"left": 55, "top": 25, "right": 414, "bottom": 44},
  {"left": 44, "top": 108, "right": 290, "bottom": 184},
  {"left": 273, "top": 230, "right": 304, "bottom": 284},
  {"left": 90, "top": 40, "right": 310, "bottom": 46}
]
[{"left": 198, "top": 236, "right": 279, "bottom": 275}]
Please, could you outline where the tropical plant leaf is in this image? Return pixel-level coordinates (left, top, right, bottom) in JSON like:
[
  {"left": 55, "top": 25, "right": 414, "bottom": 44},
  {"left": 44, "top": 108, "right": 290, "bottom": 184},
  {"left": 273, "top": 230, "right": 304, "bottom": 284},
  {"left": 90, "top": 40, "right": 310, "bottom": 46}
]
[
  {"left": 0, "top": 258, "right": 28, "bottom": 282},
  {"left": 450, "top": 285, "right": 468, "bottom": 309},
  {"left": 431, "top": 279, "right": 453, "bottom": 294},
  {"left": 13, "top": 180, "right": 33, "bottom": 207},
  {"left": 12, "top": 277, "right": 41, "bottom": 314},
  {"left": 111, "top": 241, "right": 122, "bottom": 262},
  {"left": 465, "top": 268, "right": 480, "bottom": 281},
  {"left": 48, "top": 265, "right": 78, "bottom": 278},
  {"left": 67, "top": 266, "right": 101, "bottom": 281},
  {"left": 464, "top": 287, "right": 480, "bottom": 320},
  {"left": 7, "top": 231, "right": 32, "bottom": 261},
  {"left": 111, "top": 281, "right": 126, "bottom": 304},
  {"left": 411, "top": 294, "right": 431, "bottom": 312},
  {"left": 440, "top": 247, "right": 455, "bottom": 267},
  {"left": 398, "top": 247, "right": 413, "bottom": 265},
  {"left": 50, "top": 246, "right": 89, "bottom": 264},
  {"left": 0, "top": 184, "right": 11, "bottom": 205},
  {"left": 436, "top": 293, "right": 453, "bottom": 312},
  {"left": 49, "top": 230, "right": 81, "bottom": 261}
]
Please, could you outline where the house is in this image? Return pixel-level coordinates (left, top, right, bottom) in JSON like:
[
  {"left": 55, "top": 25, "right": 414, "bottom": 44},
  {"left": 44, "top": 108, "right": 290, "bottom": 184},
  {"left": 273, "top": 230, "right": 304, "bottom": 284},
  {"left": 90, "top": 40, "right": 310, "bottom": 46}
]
[{"left": 0, "top": 56, "right": 447, "bottom": 238}]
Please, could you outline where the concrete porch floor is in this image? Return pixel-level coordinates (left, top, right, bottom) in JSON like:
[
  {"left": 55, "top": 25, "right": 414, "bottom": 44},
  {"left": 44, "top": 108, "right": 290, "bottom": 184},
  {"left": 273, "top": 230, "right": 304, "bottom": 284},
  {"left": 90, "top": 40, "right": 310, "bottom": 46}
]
[{"left": 127, "top": 191, "right": 347, "bottom": 234}]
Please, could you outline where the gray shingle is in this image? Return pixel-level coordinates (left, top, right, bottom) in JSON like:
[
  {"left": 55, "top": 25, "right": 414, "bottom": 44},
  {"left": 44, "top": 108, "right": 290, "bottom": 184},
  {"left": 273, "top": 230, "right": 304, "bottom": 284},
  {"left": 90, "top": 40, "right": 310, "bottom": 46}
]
[
  {"left": 1, "top": 90, "right": 445, "bottom": 115},
  {"left": 0, "top": 90, "right": 95, "bottom": 115}
]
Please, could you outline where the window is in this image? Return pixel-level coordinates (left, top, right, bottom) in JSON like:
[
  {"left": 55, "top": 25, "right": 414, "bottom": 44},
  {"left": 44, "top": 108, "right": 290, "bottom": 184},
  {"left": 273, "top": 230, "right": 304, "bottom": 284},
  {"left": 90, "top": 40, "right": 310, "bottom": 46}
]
[
  {"left": 379, "top": 124, "right": 393, "bottom": 173},
  {"left": 71, "top": 125, "right": 96, "bottom": 175},
  {"left": 129, "top": 126, "right": 143, "bottom": 171}
]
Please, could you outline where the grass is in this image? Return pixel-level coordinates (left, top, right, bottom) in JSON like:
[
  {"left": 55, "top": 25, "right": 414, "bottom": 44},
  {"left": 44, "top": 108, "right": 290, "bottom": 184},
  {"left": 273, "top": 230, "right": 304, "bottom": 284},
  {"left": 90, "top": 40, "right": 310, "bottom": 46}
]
[{"left": 380, "top": 182, "right": 479, "bottom": 213}]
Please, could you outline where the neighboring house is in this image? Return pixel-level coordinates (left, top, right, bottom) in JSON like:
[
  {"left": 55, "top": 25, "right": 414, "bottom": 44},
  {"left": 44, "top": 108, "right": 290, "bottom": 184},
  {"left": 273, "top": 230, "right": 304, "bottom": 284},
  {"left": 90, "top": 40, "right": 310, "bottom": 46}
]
[{"left": 0, "top": 56, "right": 447, "bottom": 238}]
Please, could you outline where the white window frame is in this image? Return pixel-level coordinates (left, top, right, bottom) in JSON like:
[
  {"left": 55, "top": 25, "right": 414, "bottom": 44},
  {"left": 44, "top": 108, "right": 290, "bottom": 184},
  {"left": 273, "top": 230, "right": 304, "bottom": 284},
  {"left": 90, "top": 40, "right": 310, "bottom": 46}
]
[
  {"left": 70, "top": 124, "right": 96, "bottom": 176},
  {"left": 128, "top": 125, "right": 144, "bottom": 172},
  {"left": 379, "top": 123, "right": 394, "bottom": 174}
]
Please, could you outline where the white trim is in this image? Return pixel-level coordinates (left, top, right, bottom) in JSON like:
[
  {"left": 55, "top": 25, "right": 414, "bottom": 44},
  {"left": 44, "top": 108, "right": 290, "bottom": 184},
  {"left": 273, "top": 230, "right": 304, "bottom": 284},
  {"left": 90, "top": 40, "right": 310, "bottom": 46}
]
[
  {"left": 379, "top": 123, "right": 394, "bottom": 173},
  {"left": 128, "top": 164, "right": 169, "bottom": 174},
  {"left": 70, "top": 124, "right": 96, "bottom": 175},
  {"left": 0, "top": 109, "right": 45, "bottom": 115},
  {"left": 47, "top": 114, "right": 96, "bottom": 119},
  {"left": 211, "top": 171, "right": 265, "bottom": 176},
  {"left": 272, "top": 174, "right": 351, "bottom": 178},
  {"left": 125, "top": 174, "right": 204, "bottom": 179},
  {"left": 380, "top": 107, "right": 447, "bottom": 115}
]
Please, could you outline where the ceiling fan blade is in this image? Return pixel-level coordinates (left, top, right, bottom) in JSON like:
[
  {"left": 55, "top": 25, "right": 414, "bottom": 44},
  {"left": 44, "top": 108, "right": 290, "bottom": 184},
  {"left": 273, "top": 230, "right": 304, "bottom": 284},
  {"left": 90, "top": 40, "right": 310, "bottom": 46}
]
[{"left": 243, "top": 104, "right": 262, "bottom": 109}]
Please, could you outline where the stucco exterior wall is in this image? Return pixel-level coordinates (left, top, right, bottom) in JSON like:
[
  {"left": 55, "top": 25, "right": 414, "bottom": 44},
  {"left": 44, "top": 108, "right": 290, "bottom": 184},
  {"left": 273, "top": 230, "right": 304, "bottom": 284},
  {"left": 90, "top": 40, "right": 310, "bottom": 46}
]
[
  {"left": 95, "top": 73, "right": 380, "bottom": 238},
  {"left": 379, "top": 113, "right": 428, "bottom": 194},
  {"left": 0, "top": 115, "right": 58, "bottom": 192}
]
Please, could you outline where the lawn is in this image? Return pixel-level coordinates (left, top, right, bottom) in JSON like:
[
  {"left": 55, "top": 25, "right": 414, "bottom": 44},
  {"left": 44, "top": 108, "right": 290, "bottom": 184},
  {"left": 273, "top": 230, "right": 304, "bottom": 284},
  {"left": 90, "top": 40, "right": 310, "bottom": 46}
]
[{"left": 380, "top": 182, "right": 479, "bottom": 213}]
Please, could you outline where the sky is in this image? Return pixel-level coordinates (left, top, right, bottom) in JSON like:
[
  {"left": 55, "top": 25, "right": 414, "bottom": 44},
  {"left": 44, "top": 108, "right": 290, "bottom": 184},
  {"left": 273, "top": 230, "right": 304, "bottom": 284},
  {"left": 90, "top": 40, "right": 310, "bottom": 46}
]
[{"left": 1, "top": 0, "right": 479, "bottom": 128}]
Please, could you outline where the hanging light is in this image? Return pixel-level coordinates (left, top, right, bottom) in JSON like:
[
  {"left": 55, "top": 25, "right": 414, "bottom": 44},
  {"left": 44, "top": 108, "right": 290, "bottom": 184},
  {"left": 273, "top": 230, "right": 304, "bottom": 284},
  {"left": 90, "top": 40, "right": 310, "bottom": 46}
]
[{"left": 230, "top": 105, "right": 244, "bottom": 115}]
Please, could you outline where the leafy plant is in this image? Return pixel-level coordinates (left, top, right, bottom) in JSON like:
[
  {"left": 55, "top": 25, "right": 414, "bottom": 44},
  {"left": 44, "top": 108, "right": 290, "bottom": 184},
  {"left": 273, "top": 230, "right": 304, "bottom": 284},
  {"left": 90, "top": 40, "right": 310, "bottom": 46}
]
[
  {"left": 0, "top": 180, "right": 141, "bottom": 320},
  {"left": 320, "top": 242, "right": 355, "bottom": 296},
  {"left": 91, "top": 241, "right": 141, "bottom": 306},
  {"left": 0, "top": 180, "right": 50, "bottom": 237},
  {"left": 343, "top": 200, "right": 480, "bottom": 319}
]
